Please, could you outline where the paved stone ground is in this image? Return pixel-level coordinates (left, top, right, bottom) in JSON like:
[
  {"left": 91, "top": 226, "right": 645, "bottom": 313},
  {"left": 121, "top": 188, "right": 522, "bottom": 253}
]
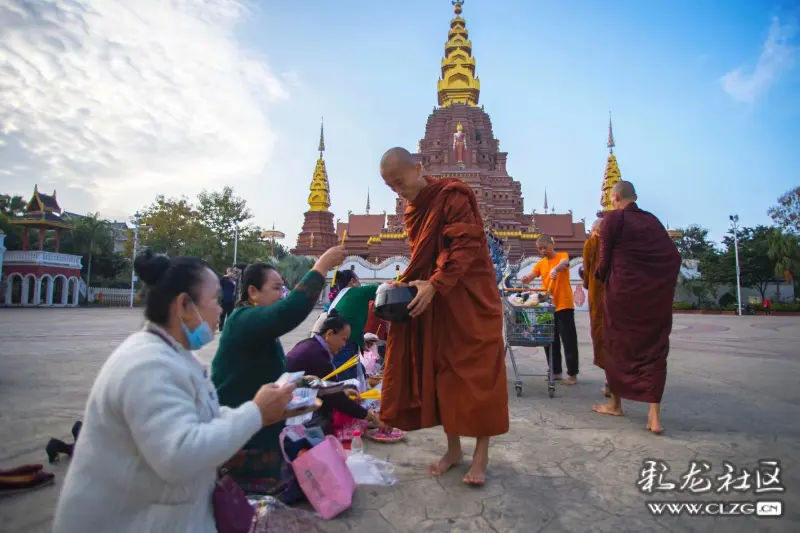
[{"left": 0, "top": 308, "right": 798, "bottom": 533}]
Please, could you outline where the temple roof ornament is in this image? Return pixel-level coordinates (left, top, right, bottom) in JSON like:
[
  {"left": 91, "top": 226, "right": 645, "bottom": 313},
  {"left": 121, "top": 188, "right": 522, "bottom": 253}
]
[
  {"left": 307, "top": 119, "right": 332, "bottom": 212},
  {"left": 366, "top": 187, "right": 371, "bottom": 215},
  {"left": 543, "top": 188, "right": 549, "bottom": 211},
  {"left": 437, "top": 1, "right": 481, "bottom": 107},
  {"left": 599, "top": 114, "right": 622, "bottom": 214}
]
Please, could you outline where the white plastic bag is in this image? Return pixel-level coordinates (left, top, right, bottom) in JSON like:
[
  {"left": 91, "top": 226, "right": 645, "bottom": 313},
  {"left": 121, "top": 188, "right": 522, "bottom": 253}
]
[{"left": 345, "top": 453, "right": 398, "bottom": 486}]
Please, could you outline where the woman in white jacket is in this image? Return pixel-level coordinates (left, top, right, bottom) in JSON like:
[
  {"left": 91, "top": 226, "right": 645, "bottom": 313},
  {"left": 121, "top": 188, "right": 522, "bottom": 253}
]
[{"left": 53, "top": 250, "right": 295, "bottom": 533}]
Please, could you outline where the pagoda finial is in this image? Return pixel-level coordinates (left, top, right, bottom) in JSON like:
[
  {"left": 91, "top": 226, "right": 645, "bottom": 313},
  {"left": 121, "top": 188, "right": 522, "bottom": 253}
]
[
  {"left": 307, "top": 122, "right": 331, "bottom": 212},
  {"left": 366, "top": 187, "right": 371, "bottom": 215},
  {"left": 318, "top": 117, "right": 325, "bottom": 154},
  {"left": 437, "top": 0, "right": 480, "bottom": 107},
  {"left": 599, "top": 118, "right": 622, "bottom": 214},
  {"left": 544, "top": 188, "right": 549, "bottom": 211}
]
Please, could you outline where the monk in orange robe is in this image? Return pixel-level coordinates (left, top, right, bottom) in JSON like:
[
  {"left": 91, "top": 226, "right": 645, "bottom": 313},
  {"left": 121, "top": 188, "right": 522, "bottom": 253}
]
[
  {"left": 592, "top": 181, "right": 681, "bottom": 434},
  {"left": 582, "top": 219, "right": 608, "bottom": 397},
  {"left": 378, "top": 147, "right": 509, "bottom": 486}
]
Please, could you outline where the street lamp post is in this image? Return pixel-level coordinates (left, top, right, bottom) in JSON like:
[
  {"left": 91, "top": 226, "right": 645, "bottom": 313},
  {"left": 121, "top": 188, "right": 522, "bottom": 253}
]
[
  {"left": 730, "top": 214, "right": 742, "bottom": 316},
  {"left": 130, "top": 211, "right": 142, "bottom": 308}
]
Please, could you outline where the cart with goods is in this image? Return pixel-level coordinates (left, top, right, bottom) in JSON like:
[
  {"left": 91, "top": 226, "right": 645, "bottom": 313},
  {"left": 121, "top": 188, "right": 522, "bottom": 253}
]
[{"left": 501, "top": 288, "right": 556, "bottom": 398}]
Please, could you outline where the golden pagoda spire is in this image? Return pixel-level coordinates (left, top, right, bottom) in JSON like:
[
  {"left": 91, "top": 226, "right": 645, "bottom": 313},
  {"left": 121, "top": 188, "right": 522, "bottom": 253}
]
[
  {"left": 307, "top": 119, "right": 331, "bottom": 212},
  {"left": 437, "top": 1, "right": 481, "bottom": 107},
  {"left": 600, "top": 114, "right": 622, "bottom": 213}
]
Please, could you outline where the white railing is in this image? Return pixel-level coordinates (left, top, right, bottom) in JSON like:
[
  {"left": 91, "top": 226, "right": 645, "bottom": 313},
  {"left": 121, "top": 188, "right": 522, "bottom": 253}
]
[{"left": 4, "top": 250, "right": 83, "bottom": 269}]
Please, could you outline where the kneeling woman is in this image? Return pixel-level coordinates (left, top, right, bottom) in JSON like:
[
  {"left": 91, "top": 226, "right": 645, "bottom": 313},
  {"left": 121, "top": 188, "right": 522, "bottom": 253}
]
[
  {"left": 286, "top": 312, "right": 383, "bottom": 433},
  {"left": 211, "top": 247, "right": 345, "bottom": 502}
]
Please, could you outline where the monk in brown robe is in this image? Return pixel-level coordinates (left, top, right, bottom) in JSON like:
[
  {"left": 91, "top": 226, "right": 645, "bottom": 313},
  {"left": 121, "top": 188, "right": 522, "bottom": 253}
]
[
  {"left": 582, "top": 219, "right": 609, "bottom": 397},
  {"left": 591, "top": 181, "right": 681, "bottom": 434},
  {"left": 379, "top": 147, "right": 509, "bottom": 486}
]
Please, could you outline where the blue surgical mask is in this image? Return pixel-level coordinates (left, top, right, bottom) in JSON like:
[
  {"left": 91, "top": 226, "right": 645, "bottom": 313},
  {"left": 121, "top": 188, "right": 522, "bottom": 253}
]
[
  {"left": 182, "top": 321, "right": 215, "bottom": 350},
  {"left": 182, "top": 305, "right": 215, "bottom": 350}
]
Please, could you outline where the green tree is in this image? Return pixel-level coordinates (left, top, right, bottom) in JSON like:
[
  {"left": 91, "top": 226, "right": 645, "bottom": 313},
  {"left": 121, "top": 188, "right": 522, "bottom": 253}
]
[
  {"left": 674, "top": 225, "right": 716, "bottom": 262},
  {"left": 76, "top": 213, "right": 109, "bottom": 291},
  {"left": 768, "top": 186, "right": 800, "bottom": 235},
  {"left": 275, "top": 255, "right": 314, "bottom": 288},
  {"left": 0, "top": 194, "right": 26, "bottom": 250},
  {"left": 767, "top": 229, "right": 800, "bottom": 298},
  {"left": 712, "top": 225, "right": 776, "bottom": 300},
  {"left": 130, "top": 195, "right": 209, "bottom": 258},
  {"left": 197, "top": 187, "right": 254, "bottom": 271}
]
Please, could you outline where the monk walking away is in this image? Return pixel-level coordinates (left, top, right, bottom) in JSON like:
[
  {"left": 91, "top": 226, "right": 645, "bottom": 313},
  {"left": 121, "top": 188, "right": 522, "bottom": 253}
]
[
  {"left": 582, "top": 219, "right": 609, "bottom": 397},
  {"left": 592, "top": 181, "right": 681, "bottom": 434},
  {"left": 378, "top": 147, "right": 509, "bottom": 486},
  {"left": 521, "top": 235, "right": 579, "bottom": 385}
]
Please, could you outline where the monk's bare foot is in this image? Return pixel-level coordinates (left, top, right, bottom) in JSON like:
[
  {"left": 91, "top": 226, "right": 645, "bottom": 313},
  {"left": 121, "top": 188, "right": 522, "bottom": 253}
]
[
  {"left": 463, "top": 461, "right": 487, "bottom": 487},
  {"left": 428, "top": 451, "right": 463, "bottom": 476},
  {"left": 592, "top": 403, "right": 623, "bottom": 416},
  {"left": 647, "top": 411, "right": 664, "bottom": 434},
  {"left": 560, "top": 376, "right": 577, "bottom": 386}
]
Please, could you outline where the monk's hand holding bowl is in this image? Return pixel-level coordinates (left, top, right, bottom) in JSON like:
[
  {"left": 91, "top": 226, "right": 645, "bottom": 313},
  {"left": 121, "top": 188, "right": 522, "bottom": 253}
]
[{"left": 407, "top": 280, "right": 435, "bottom": 318}]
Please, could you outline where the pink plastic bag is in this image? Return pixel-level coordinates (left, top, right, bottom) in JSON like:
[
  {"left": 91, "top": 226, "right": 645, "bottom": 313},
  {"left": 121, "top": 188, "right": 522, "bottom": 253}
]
[{"left": 279, "top": 427, "right": 356, "bottom": 520}]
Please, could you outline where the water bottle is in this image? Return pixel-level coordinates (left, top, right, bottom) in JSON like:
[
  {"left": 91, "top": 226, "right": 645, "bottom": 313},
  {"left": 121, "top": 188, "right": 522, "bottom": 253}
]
[{"left": 350, "top": 430, "right": 364, "bottom": 455}]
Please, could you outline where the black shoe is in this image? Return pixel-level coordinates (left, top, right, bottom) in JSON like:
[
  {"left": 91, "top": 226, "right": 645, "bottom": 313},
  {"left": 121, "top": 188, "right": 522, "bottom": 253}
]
[
  {"left": 45, "top": 438, "right": 73, "bottom": 464},
  {"left": 71, "top": 421, "right": 82, "bottom": 442}
]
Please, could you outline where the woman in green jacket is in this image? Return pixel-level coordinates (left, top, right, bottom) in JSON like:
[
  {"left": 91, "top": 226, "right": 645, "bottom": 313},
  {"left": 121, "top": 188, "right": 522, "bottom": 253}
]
[
  {"left": 211, "top": 246, "right": 346, "bottom": 502},
  {"left": 316, "top": 270, "right": 380, "bottom": 382}
]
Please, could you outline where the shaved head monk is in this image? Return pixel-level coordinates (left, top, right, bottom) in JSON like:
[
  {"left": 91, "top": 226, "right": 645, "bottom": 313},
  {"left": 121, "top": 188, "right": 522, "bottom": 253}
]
[
  {"left": 583, "top": 219, "right": 609, "bottom": 397},
  {"left": 378, "top": 147, "right": 509, "bottom": 486},
  {"left": 592, "top": 180, "right": 681, "bottom": 434}
]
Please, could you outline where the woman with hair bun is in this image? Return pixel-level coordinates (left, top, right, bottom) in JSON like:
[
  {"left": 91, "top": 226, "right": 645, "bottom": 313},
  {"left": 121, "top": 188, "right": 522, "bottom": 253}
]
[
  {"left": 211, "top": 245, "right": 347, "bottom": 502},
  {"left": 53, "top": 249, "right": 297, "bottom": 533}
]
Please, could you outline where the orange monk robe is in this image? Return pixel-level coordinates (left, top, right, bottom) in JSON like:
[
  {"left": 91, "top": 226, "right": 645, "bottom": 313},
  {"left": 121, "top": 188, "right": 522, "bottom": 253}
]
[
  {"left": 380, "top": 177, "right": 509, "bottom": 437},
  {"left": 582, "top": 234, "right": 605, "bottom": 369}
]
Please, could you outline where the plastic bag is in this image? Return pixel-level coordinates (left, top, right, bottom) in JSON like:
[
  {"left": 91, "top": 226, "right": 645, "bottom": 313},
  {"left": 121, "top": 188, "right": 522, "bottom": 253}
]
[
  {"left": 345, "top": 453, "right": 398, "bottom": 486},
  {"left": 248, "top": 496, "right": 319, "bottom": 531}
]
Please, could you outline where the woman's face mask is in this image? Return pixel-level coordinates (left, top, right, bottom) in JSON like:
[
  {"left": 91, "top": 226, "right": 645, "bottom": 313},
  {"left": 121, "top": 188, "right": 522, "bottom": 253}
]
[{"left": 182, "top": 302, "right": 215, "bottom": 350}]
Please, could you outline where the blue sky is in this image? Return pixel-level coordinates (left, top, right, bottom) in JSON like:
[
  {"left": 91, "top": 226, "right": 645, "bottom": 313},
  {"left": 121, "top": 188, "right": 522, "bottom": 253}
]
[
  {"left": 240, "top": 0, "right": 799, "bottom": 244},
  {"left": 1, "top": 0, "right": 797, "bottom": 247}
]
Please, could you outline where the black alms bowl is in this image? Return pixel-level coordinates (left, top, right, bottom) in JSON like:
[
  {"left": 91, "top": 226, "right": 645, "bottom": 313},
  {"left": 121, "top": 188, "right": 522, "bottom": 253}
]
[{"left": 374, "top": 286, "right": 418, "bottom": 322}]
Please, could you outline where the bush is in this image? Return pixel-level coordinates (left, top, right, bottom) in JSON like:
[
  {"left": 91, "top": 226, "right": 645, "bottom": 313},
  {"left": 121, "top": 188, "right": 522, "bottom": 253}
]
[
  {"left": 723, "top": 303, "right": 739, "bottom": 311},
  {"left": 718, "top": 292, "right": 736, "bottom": 307},
  {"left": 773, "top": 303, "right": 800, "bottom": 312},
  {"left": 673, "top": 301, "right": 693, "bottom": 310},
  {"left": 696, "top": 301, "right": 719, "bottom": 310}
]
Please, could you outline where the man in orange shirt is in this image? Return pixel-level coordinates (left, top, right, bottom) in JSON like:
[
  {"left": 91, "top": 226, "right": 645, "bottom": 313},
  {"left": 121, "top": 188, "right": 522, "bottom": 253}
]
[{"left": 521, "top": 235, "right": 579, "bottom": 385}]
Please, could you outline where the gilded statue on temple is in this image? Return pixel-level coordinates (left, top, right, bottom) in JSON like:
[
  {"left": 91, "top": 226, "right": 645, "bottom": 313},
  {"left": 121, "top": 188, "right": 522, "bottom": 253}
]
[{"left": 453, "top": 122, "right": 467, "bottom": 164}]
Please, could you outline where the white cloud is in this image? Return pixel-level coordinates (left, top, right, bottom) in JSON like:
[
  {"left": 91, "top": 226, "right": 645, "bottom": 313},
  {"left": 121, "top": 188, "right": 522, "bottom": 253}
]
[
  {"left": 721, "top": 17, "right": 797, "bottom": 103},
  {"left": 0, "top": 0, "right": 287, "bottom": 216}
]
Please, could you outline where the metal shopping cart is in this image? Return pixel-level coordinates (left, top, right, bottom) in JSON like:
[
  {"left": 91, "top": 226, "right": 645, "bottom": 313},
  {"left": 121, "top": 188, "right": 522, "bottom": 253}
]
[{"left": 501, "top": 288, "right": 556, "bottom": 398}]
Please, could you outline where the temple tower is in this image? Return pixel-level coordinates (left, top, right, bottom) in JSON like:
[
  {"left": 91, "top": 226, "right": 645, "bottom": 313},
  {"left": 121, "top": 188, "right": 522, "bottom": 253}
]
[
  {"left": 437, "top": 1, "right": 481, "bottom": 107},
  {"left": 291, "top": 120, "right": 338, "bottom": 256},
  {"left": 598, "top": 114, "right": 622, "bottom": 216},
  {"left": 337, "top": 0, "right": 588, "bottom": 262}
]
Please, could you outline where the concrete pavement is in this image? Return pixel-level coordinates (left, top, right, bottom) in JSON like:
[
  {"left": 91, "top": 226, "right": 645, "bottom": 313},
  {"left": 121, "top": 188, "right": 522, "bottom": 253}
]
[{"left": 0, "top": 308, "right": 798, "bottom": 532}]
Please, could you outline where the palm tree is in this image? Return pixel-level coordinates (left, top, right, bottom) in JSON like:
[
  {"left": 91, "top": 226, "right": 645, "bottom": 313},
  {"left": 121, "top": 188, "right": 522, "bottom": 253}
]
[
  {"left": 767, "top": 229, "right": 800, "bottom": 300},
  {"left": 76, "top": 213, "right": 110, "bottom": 292}
]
